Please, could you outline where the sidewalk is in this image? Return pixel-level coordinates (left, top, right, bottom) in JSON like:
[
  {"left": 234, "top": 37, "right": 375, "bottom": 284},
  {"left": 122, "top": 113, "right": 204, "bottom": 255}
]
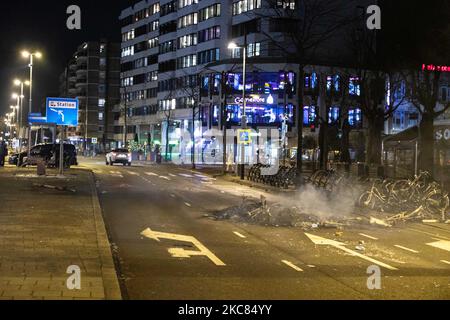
[
  {"left": 0, "top": 165, "right": 121, "bottom": 300},
  {"left": 132, "top": 159, "right": 300, "bottom": 193}
]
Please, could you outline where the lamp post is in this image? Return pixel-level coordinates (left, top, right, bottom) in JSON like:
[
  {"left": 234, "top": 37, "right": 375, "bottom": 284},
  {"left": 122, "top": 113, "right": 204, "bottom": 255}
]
[
  {"left": 21, "top": 50, "right": 42, "bottom": 158},
  {"left": 228, "top": 40, "right": 247, "bottom": 180},
  {"left": 14, "top": 79, "right": 30, "bottom": 150}
]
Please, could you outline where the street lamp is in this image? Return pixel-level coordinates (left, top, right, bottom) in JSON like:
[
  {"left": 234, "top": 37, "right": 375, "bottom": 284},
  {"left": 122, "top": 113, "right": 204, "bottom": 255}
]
[
  {"left": 13, "top": 79, "right": 30, "bottom": 149},
  {"left": 21, "top": 50, "right": 42, "bottom": 157},
  {"left": 228, "top": 41, "right": 247, "bottom": 180}
]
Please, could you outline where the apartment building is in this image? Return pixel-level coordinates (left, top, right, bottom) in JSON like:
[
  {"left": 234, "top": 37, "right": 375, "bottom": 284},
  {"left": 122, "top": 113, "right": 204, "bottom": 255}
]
[
  {"left": 118, "top": 0, "right": 378, "bottom": 162},
  {"left": 59, "top": 40, "right": 121, "bottom": 153}
]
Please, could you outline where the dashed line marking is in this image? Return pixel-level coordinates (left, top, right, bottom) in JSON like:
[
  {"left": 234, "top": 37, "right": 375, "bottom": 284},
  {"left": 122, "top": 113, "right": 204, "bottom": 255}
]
[
  {"left": 359, "top": 233, "right": 378, "bottom": 240},
  {"left": 159, "top": 176, "right": 171, "bottom": 181},
  {"left": 146, "top": 172, "right": 158, "bottom": 176},
  {"left": 440, "top": 260, "right": 450, "bottom": 265},
  {"left": 179, "top": 173, "right": 194, "bottom": 178},
  {"left": 184, "top": 202, "right": 192, "bottom": 207},
  {"left": 128, "top": 171, "right": 139, "bottom": 176},
  {"left": 169, "top": 173, "right": 177, "bottom": 177},
  {"left": 170, "top": 194, "right": 176, "bottom": 198},
  {"left": 282, "top": 260, "right": 303, "bottom": 272},
  {"left": 394, "top": 245, "right": 419, "bottom": 253},
  {"left": 233, "top": 232, "right": 246, "bottom": 239}
]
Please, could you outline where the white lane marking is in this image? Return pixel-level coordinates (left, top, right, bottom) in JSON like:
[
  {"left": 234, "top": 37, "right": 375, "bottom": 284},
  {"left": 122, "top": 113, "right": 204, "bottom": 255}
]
[
  {"left": 159, "top": 176, "right": 171, "bottom": 181},
  {"left": 170, "top": 194, "right": 176, "bottom": 198},
  {"left": 220, "top": 191, "right": 226, "bottom": 194},
  {"left": 194, "top": 174, "right": 209, "bottom": 179},
  {"left": 422, "top": 219, "right": 439, "bottom": 223},
  {"left": 184, "top": 202, "right": 192, "bottom": 207},
  {"left": 233, "top": 231, "right": 246, "bottom": 239},
  {"left": 394, "top": 245, "right": 419, "bottom": 253},
  {"left": 426, "top": 240, "right": 450, "bottom": 252},
  {"left": 359, "top": 233, "right": 379, "bottom": 240},
  {"left": 282, "top": 260, "right": 303, "bottom": 272},
  {"left": 141, "top": 228, "right": 226, "bottom": 266},
  {"left": 441, "top": 260, "right": 450, "bottom": 265},
  {"left": 146, "top": 172, "right": 158, "bottom": 176},
  {"left": 128, "top": 171, "right": 139, "bottom": 176},
  {"left": 305, "top": 233, "right": 398, "bottom": 271},
  {"left": 109, "top": 171, "right": 124, "bottom": 178},
  {"left": 179, "top": 173, "right": 194, "bottom": 178},
  {"left": 169, "top": 173, "right": 177, "bottom": 177}
]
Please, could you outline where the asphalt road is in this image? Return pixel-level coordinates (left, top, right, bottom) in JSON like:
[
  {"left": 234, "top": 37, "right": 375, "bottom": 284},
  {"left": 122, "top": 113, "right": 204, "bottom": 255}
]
[{"left": 79, "top": 158, "right": 450, "bottom": 300}]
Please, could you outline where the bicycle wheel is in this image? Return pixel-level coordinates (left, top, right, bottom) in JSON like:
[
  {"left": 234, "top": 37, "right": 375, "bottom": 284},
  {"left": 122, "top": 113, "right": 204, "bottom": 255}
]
[
  {"left": 359, "top": 191, "right": 376, "bottom": 209},
  {"left": 424, "top": 191, "right": 450, "bottom": 219}
]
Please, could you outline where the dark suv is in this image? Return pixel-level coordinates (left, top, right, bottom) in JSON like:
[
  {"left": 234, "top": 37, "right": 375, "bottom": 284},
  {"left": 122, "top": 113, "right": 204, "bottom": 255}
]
[{"left": 17, "top": 143, "right": 78, "bottom": 168}]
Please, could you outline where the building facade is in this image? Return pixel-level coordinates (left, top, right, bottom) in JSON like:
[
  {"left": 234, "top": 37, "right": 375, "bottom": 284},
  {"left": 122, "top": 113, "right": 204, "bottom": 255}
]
[{"left": 59, "top": 41, "right": 121, "bottom": 153}]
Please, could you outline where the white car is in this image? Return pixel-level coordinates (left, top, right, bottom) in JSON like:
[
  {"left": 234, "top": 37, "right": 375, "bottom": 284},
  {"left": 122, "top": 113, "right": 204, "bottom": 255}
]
[{"left": 106, "top": 149, "right": 132, "bottom": 166}]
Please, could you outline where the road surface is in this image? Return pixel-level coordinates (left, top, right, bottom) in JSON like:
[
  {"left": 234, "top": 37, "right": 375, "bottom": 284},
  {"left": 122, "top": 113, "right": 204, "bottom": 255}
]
[{"left": 79, "top": 158, "right": 450, "bottom": 300}]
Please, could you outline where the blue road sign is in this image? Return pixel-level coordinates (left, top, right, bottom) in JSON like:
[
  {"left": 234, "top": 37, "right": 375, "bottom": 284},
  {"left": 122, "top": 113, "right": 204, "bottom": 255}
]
[
  {"left": 28, "top": 113, "right": 47, "bottom": 124},
  {"left": 237, "top": 129, "right": 252, "bottom": 145},
  {"left": 46, "top": 97, "right": 79, "bottom": 126}
]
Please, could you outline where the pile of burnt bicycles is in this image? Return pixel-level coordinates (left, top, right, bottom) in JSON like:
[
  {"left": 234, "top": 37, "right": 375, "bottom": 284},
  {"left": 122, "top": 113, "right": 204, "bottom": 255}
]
[{"left": 308, "top": 169, "right": 449, "bottom": 223}]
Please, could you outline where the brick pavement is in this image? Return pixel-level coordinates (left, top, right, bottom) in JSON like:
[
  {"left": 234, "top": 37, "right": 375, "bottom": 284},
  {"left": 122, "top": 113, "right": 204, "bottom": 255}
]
[{"left": 0, "top": 165, "right": 121, "bottom": 300}]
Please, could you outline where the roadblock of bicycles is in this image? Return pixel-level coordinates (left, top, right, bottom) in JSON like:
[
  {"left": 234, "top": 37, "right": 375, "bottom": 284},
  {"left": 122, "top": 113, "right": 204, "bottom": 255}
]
[
  {"left": 247, "top": 164, "right": 297, "bottom": 189},
  {"left": 308, "top": 170, "right": 449, "bottom": 223}
]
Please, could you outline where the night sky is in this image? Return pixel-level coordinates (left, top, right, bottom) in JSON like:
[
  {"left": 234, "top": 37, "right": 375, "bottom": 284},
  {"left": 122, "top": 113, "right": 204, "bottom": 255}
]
[
  {"left": 0, "top": 0, "right": 134, "bottom": 116},
  {"left": 0, "top": 1, "right": 448, "bottom": 118}
]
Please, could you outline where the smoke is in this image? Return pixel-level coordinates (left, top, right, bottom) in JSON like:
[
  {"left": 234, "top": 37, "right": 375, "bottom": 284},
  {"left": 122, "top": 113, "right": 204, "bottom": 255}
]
[{"left": 282, "top": 181, "right": 363, "bottom": 220}]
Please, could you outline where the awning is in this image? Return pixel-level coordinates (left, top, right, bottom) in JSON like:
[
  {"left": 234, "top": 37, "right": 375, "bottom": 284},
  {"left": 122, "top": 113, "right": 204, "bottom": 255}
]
[{"left": 383, "top": 126, "right": 418, "bottom": 145}]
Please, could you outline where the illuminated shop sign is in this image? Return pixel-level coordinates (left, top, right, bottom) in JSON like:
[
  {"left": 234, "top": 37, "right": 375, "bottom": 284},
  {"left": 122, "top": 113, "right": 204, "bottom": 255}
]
[
  {"left": 435, "top": 127, "right": 450, "bottom": 141},
  {"left": 422, "top": 64, "right": 450, "bottom": 72},
  {"left": 234, "top": 94, "right": 275, "bottom": 105}
]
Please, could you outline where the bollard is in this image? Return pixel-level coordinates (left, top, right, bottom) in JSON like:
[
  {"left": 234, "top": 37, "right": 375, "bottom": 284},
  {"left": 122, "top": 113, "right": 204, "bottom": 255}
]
[{"left": 37, "top": 160, "right": 46, "bottom": 176}]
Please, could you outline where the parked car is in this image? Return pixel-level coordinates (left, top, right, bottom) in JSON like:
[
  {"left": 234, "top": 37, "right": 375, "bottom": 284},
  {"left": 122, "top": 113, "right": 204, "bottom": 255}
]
[
  {"left": 8, "top": 153, "right": 19, "bottom": 165},
  {"left": 106, "top": 149, "right": 132, "bottom": 166},
  {"left": 17, "top": 143, "right": 78, "bottom": 168}
]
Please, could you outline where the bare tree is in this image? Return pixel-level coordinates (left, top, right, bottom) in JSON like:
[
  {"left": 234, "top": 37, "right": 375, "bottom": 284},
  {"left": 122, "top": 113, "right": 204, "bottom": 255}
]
[
  {"left": 177, "top": 73, "right": 202, "bottom": 168},
  {"left": 346, "top": 17, "right": 405, "bottom": 167},
  {"left": 403, "top": 70, "right": 450, "bottom": 175},
  {"left": 255, "top": 0, "right": 360, "bottom": 180}
]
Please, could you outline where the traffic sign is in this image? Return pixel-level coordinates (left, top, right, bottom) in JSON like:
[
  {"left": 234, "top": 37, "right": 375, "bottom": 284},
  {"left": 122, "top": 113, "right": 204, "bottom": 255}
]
[
  {"left": 28, "top": 113, "right": 47, "bottom": 124},
  {"left": 237, "top": 129, "right": 252, "bottom": 145},
  {"left": 46, "top": 97, "right": 79, "bottom": 126}
]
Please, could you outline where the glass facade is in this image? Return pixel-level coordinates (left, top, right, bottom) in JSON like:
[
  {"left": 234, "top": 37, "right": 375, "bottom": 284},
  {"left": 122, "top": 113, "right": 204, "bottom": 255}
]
[{"left": 213, "top": 104, "right": 294, "bottom": 126}]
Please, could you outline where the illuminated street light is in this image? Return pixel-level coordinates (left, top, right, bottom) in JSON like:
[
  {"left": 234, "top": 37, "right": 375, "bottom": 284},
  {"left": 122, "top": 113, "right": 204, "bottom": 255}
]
[
  {"left": 21, "top": 50, "right": 43, "bottom": 157},
  {"left": 13, "top": 79, "right": 30, "bottom": 148}
]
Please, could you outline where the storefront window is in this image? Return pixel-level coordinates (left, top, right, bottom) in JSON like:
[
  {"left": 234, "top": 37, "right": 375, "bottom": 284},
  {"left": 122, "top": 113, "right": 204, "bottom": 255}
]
[
  {"left": 225, "top": 72, "right": 296, "bottom": 95},
  {"left": 213, "top": 104, "right": 294, "bottom": 126}
]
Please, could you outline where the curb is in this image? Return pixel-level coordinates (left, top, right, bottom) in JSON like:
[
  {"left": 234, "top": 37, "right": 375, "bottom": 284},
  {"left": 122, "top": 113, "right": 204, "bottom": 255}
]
[{"left": 87, "top": 170, "right": 123, "bottom": 300}]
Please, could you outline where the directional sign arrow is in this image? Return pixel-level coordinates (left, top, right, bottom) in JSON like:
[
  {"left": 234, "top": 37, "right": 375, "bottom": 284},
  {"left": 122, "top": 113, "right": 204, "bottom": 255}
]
[
  {"left": 426, "top": 239, "right": 450, "bottom": 252},
  {"left": 141, "top": 228, "right": 226, "bottom": 266},
  {"left": 305, "top": 233, "right": 398, "bottom": 271}
]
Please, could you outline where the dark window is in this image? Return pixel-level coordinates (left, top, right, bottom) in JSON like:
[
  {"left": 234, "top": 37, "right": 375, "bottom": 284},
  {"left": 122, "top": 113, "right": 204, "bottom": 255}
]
[
  {"left": 160, "top": 21, "right": 177, "bottom": 34},
  {"left": 135, "top": 25, "right": 147, "bottom": 37},
  {"left": 231, "top": 19, "right": 260, "bottom": 38}
]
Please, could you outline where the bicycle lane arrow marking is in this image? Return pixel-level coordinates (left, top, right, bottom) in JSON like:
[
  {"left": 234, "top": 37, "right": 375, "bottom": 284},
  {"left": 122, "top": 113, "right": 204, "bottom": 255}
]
[
  {"left": 426, "top": 240, "right": 450, "bottom": 252},
  {"left": 304, "top": 233, "right": 399, "bottom": 271},
  {"left": 141, "top": 228, "right": 226, "bottom": 266}
]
